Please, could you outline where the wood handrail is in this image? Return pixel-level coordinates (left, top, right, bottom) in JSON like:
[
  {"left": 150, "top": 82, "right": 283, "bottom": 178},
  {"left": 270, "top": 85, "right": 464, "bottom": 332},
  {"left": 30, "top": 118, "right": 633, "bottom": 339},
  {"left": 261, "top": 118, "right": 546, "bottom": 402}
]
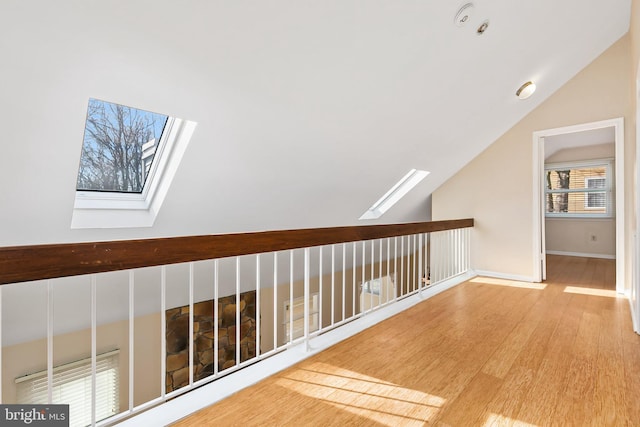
[{"left": 0, "top": 219, "right": 473, "bottom": 285}]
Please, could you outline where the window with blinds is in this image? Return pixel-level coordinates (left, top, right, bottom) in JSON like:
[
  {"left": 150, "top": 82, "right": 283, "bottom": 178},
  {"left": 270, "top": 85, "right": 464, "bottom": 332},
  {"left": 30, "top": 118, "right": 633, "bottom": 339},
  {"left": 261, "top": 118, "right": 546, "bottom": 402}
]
[
  {"left": 16, "top": 350, "right": 119, "bottom": 427},
  {"left": 283, "top": 293, "right": 319, "bottom": 343},
  {"left": 544, "top": 159, "right": 613, "bottom": 218}
]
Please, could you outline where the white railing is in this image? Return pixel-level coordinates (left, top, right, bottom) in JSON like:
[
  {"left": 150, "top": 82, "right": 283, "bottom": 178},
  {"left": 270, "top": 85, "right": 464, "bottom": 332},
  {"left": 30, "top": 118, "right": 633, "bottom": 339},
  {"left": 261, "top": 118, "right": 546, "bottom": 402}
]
[{"left": 0, "top": 226, "right": 471, "bottom": 426}]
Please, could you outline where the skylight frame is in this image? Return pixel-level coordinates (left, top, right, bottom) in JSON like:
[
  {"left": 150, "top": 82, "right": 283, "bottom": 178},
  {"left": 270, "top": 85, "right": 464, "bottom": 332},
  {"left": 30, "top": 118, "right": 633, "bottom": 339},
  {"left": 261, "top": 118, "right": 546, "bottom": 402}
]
[
  {"left": 72, "top": 102, "right": 197, "bottom": 229},
  {"left": 359, "top": 169, "right": 430, "bottom": 220}
]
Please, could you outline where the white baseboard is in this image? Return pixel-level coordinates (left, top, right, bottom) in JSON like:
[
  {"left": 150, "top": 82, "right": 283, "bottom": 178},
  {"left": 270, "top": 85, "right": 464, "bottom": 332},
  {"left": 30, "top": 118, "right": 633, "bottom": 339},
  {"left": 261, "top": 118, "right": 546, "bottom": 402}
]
[
  {"left": 117, "top": 272, "right": 473, "bottom": 427},
  {"left": 627, "top": 291, "right": 640, "bottom": 334},
  {"left": 546, "top": 250, "right": 615, "bottom": 260},
  {"left": 472, "top": 270, "right": 536, "bottom": 283}
]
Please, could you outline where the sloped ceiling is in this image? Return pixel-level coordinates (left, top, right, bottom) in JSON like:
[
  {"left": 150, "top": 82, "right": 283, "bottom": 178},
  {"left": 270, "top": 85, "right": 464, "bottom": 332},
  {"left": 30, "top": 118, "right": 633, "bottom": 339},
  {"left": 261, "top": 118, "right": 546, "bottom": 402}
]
[{"left": 0, "top": 0, "right": 631, "bottom": 246}]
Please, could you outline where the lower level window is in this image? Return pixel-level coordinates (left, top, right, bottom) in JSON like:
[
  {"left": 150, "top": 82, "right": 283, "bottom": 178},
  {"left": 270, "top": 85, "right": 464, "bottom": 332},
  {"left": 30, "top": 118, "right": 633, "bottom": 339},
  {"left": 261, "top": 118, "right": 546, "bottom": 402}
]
[
  {"left": 284, "top": 293, "right": 319, "bottom": 342},
  {"left": 16, "top": 350, "right": 119, "bottom": 427}
]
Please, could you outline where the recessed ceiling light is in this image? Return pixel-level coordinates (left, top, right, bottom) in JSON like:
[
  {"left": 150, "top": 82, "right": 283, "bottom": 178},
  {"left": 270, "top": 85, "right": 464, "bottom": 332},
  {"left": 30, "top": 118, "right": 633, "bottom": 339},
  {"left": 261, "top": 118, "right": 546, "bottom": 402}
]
[{"left": 516, "top": 81, "right": 536, "bottom": 100}]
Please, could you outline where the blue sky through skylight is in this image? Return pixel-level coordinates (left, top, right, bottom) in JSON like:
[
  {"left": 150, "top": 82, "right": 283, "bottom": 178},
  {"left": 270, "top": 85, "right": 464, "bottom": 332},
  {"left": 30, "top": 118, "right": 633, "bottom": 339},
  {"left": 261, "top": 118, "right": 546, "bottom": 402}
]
[{"left": 77, "top": 99, "right": 168, "bottom": 193}]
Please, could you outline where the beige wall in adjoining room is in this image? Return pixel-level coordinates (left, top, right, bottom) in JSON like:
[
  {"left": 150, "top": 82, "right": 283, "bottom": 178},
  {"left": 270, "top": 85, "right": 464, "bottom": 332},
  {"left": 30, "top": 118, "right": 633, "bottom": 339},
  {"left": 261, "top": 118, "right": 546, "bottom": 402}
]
[
  {"left": 546, "top": 219, "right": 616, "bottom": 257},
  {"left": 432, "top": 34, "right": 633, "bottom": 281}
]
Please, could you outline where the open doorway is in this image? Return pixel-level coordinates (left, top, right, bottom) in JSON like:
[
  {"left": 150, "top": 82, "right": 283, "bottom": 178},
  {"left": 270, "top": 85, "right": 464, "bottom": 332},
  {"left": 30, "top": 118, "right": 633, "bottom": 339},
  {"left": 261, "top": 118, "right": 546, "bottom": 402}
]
[{"left": 532, "top": 118, "right": 625, "bottom": 293}]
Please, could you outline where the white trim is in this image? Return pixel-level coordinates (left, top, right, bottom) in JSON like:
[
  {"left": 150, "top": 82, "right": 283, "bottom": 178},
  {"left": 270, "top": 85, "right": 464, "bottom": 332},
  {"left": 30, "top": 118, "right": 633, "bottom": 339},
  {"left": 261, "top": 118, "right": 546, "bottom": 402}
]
[
  {"left": 634, "top": 64, "right": 640, "bottom": 334},
  {"left": 472, "top": 270, "right": 536, "bottom": 283},
  {"left": 117, "top": 271, "right": 473, "bottom": 427},
  {"left": 545, "top": 250, "right": 615, "bottom": 260},
  {"left": 533, "top": 132, "right": 545, "bottom": 282},
  {"left": 533, "top": 117, "right": 625, "bottom": 293},
  {"left": 71, "top": 118, "right": 197, "bottom": 229}
]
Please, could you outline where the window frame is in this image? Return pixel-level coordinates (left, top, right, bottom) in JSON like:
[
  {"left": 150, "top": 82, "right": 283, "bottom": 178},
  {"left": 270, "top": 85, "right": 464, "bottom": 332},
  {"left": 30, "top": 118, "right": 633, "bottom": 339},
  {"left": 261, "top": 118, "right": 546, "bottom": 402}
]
[{"left": 544, "top": 159, "right": 613, "bottom": 219}]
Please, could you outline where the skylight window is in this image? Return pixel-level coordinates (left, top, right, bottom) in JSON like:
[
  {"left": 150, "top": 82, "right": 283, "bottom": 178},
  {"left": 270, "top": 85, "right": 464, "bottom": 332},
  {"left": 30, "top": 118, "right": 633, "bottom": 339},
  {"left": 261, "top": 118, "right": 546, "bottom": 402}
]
[
  {"left": 72, "top": 99, "right": 197, "bottom": 229},
  {"left": 359, "top": 169, "right": 430, "bottom": 220}
]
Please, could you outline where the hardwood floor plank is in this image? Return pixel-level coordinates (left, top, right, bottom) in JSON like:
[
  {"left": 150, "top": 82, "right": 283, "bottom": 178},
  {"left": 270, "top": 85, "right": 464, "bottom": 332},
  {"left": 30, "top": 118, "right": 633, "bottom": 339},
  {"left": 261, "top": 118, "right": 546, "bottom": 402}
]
[
  {"left": 436, "top": 372, "right": 503, "bottom": 426},
  {"left": 551, "top": 307, "right": 600, "bottom": 424}
]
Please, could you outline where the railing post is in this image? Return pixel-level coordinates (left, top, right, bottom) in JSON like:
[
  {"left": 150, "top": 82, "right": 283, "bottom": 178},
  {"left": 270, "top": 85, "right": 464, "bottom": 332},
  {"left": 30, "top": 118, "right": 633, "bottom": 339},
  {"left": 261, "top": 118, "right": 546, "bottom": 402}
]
[
  {"left": 128, "top": 271, "right": 135, "bottom": 411},
  {"left": 161, "top": 266, "right": 167, "bottom": 398},
  {"left": 352, "top": 243, "right": 356, "bottom": 316},
  {"left": 213, "top": 261, "right": 219, "bottom": 376},
  {"left": 304, "top": 248, "right": 310, "bottom": 352},
  {"left": 331, "top": 246, "right": 335, "bottom": 326},
  {"left": 91, "top": 275, "right": 97, "bottom": 427},
  {"left": 318, "top": 247, "right": 323, "bottom": 335},
  {"left": 289, "top": 251, "right": 294, "bottom": 344},
  {"left": 394, "top": 237, "right": 398, "bottom": 300},
  {"left": 236, "top": 258, "right": 241, "bottom": 365},
  {"left": 362, "top": 241, "right": 366, "bottom": 313},
  {"left": 419, "top": 234, "right": 423, "bottom": 297},
  {"left": 47, "top": 280, "right": 53, "bottom": 404},
  {"left": 400, "top": 236, "right": 404, "bottom": 296},
  {"left": 273, "top": 253, "right": 278, "bottom": 350},
  {"left": 256, "top": 254, "right": 261, "bottom": 358},
  {"left": 189, "top": 263, "right": 194, "bottom": 386},
  {"left": 342, "top": 244, "right": 346, "bottom": 321}
]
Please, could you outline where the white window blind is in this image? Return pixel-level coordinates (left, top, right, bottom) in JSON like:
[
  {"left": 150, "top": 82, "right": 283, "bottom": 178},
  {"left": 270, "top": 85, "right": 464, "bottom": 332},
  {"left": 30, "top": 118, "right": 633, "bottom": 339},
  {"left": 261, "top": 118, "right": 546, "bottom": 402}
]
[
  {"left": 16, "top": 350, "right": 119, "bottom": 427},
  {"left": 544, "top": 159, "right": 613, "bottom": 218}
]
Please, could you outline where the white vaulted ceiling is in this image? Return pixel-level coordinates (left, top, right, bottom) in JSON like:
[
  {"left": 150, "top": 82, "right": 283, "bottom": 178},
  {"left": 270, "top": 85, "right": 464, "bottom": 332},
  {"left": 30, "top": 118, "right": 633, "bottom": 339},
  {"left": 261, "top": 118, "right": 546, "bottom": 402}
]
[{"left": 0, "top": 0, "right": 631, "bottom": 246}]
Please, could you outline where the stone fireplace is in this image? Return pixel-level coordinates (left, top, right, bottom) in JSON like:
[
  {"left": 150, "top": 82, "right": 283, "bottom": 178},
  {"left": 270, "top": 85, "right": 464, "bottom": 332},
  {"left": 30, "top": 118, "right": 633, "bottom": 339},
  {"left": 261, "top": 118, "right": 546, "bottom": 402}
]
[{"left": 165, "top": 291, "right": 256, "bottom": 392}]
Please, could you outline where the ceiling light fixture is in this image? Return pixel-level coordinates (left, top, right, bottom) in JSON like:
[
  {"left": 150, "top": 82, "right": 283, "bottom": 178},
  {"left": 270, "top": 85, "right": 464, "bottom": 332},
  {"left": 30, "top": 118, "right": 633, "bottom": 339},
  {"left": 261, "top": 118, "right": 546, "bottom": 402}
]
[{"left": 516, "top": 81, "right": 536, "bottom": 100}]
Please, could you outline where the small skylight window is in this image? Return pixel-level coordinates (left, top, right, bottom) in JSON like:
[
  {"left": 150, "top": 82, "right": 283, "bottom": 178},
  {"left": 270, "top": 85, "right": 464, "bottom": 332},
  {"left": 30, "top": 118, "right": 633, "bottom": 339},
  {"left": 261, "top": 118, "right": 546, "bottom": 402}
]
[
  {"left": 359, "top": 169, "right": 430, "bottom": 220},
  {"left": 72, "top": 99, "right": 197, "bottom": 229}
]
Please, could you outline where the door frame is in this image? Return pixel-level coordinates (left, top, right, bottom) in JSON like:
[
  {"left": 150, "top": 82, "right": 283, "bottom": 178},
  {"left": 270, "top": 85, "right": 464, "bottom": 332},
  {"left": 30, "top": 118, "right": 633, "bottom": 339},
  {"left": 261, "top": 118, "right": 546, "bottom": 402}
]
[{"left": 532, "top": 117, "right": 625, "bottom": 293}]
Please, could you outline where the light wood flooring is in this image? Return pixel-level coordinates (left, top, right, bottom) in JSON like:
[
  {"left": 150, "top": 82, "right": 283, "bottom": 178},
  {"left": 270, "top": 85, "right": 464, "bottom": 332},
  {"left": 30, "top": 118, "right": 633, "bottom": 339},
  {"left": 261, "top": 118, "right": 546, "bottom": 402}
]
[{"left": 172, "top": 255, "right": 640, "bottom": 426}]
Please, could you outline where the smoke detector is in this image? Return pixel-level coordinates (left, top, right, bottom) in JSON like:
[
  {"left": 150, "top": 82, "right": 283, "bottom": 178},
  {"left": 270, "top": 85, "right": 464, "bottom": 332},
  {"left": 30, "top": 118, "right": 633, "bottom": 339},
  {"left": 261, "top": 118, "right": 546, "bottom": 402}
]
[{"left": 454, "top": 3, "right": 475, "bottom": 27}]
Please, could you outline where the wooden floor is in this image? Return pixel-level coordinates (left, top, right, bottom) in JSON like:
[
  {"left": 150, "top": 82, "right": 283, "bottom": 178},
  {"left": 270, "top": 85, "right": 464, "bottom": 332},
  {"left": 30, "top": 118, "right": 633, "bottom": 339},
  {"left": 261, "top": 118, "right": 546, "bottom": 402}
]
[{"left": 172, "top": 255, "right": 640, "bottom": 426}]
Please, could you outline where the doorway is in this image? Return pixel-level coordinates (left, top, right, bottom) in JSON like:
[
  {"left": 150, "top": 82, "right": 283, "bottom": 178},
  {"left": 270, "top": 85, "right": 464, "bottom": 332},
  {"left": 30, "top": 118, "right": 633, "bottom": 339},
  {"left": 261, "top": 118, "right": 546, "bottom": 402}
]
[{"left": 532, "top": 118, "right": 625, "bottom": 293}]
